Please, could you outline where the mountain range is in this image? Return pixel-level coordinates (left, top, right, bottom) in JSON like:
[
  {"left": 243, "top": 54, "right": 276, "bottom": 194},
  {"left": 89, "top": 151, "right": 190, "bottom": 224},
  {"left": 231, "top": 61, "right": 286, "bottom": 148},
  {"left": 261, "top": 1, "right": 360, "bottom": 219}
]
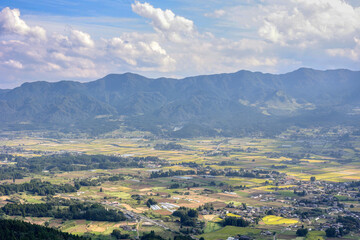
[{"left": 1, "top": 68, "right": 360, "bottom": 137}]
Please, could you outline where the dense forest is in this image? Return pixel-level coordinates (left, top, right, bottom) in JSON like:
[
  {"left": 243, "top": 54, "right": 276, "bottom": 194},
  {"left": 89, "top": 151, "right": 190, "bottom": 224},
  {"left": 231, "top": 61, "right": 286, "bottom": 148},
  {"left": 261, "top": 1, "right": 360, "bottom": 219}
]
[
  {"left": 0, "top": 153, "right": 166, "bottom": 181},
  {"left": 0, "top": 179, "right": 76, "bottom": 196},
  {"left": 17, "top": 154, "right": 165, "bottom": 172},
  {"left": 1, "top": 202, "right": 126, "bottom": 222},
  {"left": 150, "top": 170, "right": 196, "bottom": 178},
  {"left": 0, "top": 219, "right": 88, "bottom": 240}
]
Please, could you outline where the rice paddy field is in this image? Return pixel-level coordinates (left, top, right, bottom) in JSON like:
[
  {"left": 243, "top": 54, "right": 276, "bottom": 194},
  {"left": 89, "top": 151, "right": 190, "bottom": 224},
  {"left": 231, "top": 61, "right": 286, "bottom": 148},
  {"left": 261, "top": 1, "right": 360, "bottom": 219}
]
[
  {"left": 1, "top": 127, "right": 360, "bottom": 239},
  {"left": 197, "top": 226, "right": 262, "bottom": 240},
  {"left": 2, "top": 134, "right": 359, "bottom": 183},
  {"left": 0, "top": 134, "right": 357, "bottom": 181},
  {"left": 262, "top": 215, "right": 299, "bottom": 225}
]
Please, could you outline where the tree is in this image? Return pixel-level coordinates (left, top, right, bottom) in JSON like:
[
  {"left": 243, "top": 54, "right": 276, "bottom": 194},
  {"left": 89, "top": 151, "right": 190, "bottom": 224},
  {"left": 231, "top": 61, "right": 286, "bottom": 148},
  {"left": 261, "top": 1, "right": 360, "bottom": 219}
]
[
  {"left": 146, "top": 198, "right": 157, "bottom": 208},
  {"left": 296, "top": 228, "right": 308, "bottom": 236},
  {"left": 310, "top": 176, "right": 316, "bottom": 182},
  {"left": 141, "top": 230, "right": 165, "bottom": 240},
  {"left": 242, "top": 203, "right": 247, "bottom": 210},
  {"left": 325, "top": 227, "right": 336, "bottom": 237},
  {"left": 188, "top": 209, "right": 198, "bottom": 218},
  {"left": 223, "top": 216, "right": 250, "bottom": 227},
  {"left": 74, "top": 182, "right": 81, "bottom": 190},
  {"left": 111, "top": 229, "right": 130, "bottom": 239},
  {"left": 0, "top": 219, "right": 86, "bottom": 240},
  {"left": 266, "top": 209, "right": 275, "bottom": 215},
  {"left": 111, "top": 229, "right": 122, "bottom": 239}
]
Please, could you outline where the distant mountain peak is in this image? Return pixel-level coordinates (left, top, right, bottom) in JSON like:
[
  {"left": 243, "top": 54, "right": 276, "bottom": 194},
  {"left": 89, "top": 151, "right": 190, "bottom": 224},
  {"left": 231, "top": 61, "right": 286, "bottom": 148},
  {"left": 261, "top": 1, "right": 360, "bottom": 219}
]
[{"left": 0, "top": 68, "right": 359, "bottom": 137}]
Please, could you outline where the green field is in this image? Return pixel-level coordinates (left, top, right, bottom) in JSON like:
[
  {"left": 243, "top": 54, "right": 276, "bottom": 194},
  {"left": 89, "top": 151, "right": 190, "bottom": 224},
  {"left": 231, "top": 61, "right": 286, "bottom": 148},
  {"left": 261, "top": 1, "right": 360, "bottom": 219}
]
[
  {"left": 197, "top": 226, "right": 262, "bottom": 240},
  {"left": 1, "top": 128, "right": 360, "bottom": 239}
]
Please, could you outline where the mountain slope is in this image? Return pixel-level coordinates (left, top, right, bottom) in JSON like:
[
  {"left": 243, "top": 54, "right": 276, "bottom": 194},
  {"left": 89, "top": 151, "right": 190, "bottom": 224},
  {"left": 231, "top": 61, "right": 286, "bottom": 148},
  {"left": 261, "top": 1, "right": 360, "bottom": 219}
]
[{"left": 1, "top": 68, "right": 359, "bottom": 136}]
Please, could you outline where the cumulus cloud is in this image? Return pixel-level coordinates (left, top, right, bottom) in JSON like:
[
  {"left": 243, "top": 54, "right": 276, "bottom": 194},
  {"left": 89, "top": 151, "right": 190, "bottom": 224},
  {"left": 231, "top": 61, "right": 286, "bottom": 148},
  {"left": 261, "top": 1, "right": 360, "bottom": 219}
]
[
  {"left": 0, "top": 6, "right": 184, "bottom": 86},
  {"left": 0, "top": 7, "right": 46, "bottom": 40},
  {"left": 0, "top": 8, "right": 103, "bottom": 83},
  {"left": 131, "top": 1, "right": 195, "bottom": 42},
  {"left": 70, "top": 29, "right": 95, "bottom": 48},
  {"left": 0, "top": 1, "right": 359, "bottom": 87},
  {"left": 105, "top": 36, "right": 176, "bottom": 71},
  {"left": 258, "top": 0, "right": 360, "bottom": 47},
  {"left": 0, "top": 3, "right": 282, "bottom": 87},
  {"left": 129, "top": 2, "right": 282, "bottom": 74},
  {"left": 198, "top": 0, "right": 360, "bottom": 71}
]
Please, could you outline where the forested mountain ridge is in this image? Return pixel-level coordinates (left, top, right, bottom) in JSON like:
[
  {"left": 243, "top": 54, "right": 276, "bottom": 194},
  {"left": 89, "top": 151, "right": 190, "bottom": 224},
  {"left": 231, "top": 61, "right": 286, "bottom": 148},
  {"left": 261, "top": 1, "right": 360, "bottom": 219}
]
[{"left": 1, "top": 68, "right": 360, "bottom": 137}]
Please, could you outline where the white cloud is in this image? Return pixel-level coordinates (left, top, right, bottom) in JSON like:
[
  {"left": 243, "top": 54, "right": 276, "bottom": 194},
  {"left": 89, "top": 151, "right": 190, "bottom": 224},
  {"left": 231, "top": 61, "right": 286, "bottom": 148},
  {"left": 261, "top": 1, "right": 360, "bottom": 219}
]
[
  {"left": 258, "top": 20, "right": 282, "bottom": 44},
  {"left": 204, "top": 9, "right": 226, "bottom": 18},
  {"left": 131, "top": 1, "right": 195, "bottom": 42},
  {"left": 196, "top": 0, "right": 360, "bottom": 72},
  {"left": 105, "top": 36, "right": 176, "bottom": 71},
  {"left": 258, "top": 0, "right": 360, "bottom": 47},
  {"left": 0, "top": 1, "right": 359, "bottom": 88},
  {"left": 3, "top": 59, "right": 23, "bottom": 69},
  {"left": 0, "top": 4, "right": 283, "bottom": 86},
  {"left": 327, "top": 37, "right": 360, "bottom": 61},
  {"left": 70, "top": 29, "right": 94, "bottom": 48},
  {"left": 129, "top": 2, "right": 284, "bottom": 75},
  {"left": 0, "top": 7, "right": 46, "bottom": 41}
]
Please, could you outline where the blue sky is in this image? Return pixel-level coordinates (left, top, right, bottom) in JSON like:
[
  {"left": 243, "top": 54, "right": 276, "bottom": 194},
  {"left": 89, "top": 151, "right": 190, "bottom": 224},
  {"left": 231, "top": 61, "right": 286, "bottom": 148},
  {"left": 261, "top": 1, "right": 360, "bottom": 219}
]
[
  {"left": 0, "top": 0, "right": 254, "bottom": 38},
  {"left": 0, "top": 0, "right": 359, "bottom": 88}
]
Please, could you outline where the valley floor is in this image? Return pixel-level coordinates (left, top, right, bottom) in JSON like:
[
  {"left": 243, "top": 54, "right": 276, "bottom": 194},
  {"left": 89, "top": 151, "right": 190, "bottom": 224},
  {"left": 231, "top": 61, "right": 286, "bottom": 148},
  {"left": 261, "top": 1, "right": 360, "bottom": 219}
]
[{"left": 0, "top": 127, "right": 360, "bottom": 240}]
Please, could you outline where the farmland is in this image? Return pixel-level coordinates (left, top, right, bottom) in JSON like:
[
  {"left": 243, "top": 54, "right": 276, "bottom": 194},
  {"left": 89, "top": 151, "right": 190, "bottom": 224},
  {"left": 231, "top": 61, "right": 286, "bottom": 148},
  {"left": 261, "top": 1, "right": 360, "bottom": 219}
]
[
  {"left": 262, "top": 215, "right": 298, "bottom": 225},
  {"left": 0, "top": 126, "right": 360, "bottom": 239}
]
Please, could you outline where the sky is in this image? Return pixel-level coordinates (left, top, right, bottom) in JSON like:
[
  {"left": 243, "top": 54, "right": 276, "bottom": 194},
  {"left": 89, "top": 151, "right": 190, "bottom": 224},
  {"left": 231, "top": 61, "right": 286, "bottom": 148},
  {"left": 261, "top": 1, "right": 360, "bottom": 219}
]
[{"left": 0, "top": 0, "right": 359, "bottom": 88}]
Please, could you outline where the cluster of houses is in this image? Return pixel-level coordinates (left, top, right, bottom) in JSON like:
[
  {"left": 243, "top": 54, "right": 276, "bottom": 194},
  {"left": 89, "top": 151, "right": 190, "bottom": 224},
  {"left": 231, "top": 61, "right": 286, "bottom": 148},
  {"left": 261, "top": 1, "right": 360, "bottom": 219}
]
[{"left": 196, "top": 176, "right": 360, "bottom": 237}]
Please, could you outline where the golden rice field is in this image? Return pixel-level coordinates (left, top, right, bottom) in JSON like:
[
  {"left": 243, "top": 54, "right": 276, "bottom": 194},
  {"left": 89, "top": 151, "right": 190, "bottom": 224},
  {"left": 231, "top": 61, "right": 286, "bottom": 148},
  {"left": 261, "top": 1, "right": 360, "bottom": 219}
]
[
  {"left": 227, "top": 177, "right": 268, "bottom": 184},
  {"left": 1, "top": 130, "right": 360, "bottom": 239},
  {"left": 285, "top": 168, "right": 360, "bottom": 182},
  {"left": 1, "top": 134, "right": 360, "bottom": 185},
  {"left": 253, "top": 185, "right": 297, "bottom": 191},
  {"left": 262, "top": 215, "right": 298, "bottom": 225},
  {"left": 226, "top": 213, "right": 242, "bottom": 218}
]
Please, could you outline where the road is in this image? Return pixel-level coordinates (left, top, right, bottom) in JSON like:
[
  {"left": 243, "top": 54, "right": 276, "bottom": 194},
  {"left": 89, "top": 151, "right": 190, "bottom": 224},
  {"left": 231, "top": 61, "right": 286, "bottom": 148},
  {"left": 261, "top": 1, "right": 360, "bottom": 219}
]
[{"left": 111, "top": 204, "right": 171, "bottom": 231}]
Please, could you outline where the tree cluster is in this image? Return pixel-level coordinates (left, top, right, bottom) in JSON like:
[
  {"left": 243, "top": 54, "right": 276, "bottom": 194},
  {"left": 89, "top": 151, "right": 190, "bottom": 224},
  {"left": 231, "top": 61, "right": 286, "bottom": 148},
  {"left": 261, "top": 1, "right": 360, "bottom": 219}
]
[
  {"left": 1, "top": 202, "right": 126, "bottom": 222},
  {"left": 0, "top": 179, "right": 76, "bottom": 196},
  {"left": 172, "top": 207, "right": 199, "bottom": 227},
  {"left": 0, "top": 219, "right": 87, "bottom": 240},
  {"left": 16, "top": 154, "right": 165, "bottom": 173},
  {"left": 154, "top": 143, "right": 183, "bottom": 151},
  {"left": 150, "top": 169, "right": 195, "bottom": 178},
  {"left": 296, "top": 227, "right": 308, "bottom": 236},
  {"left": 146, "top": 198, "right": 158, "bottom": 208},
  {"left": 222, "top": 216, "right": 250, "bottom": 227},
  {"left": 111, "top": 229, "right": 130, "bottom": 239}
]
